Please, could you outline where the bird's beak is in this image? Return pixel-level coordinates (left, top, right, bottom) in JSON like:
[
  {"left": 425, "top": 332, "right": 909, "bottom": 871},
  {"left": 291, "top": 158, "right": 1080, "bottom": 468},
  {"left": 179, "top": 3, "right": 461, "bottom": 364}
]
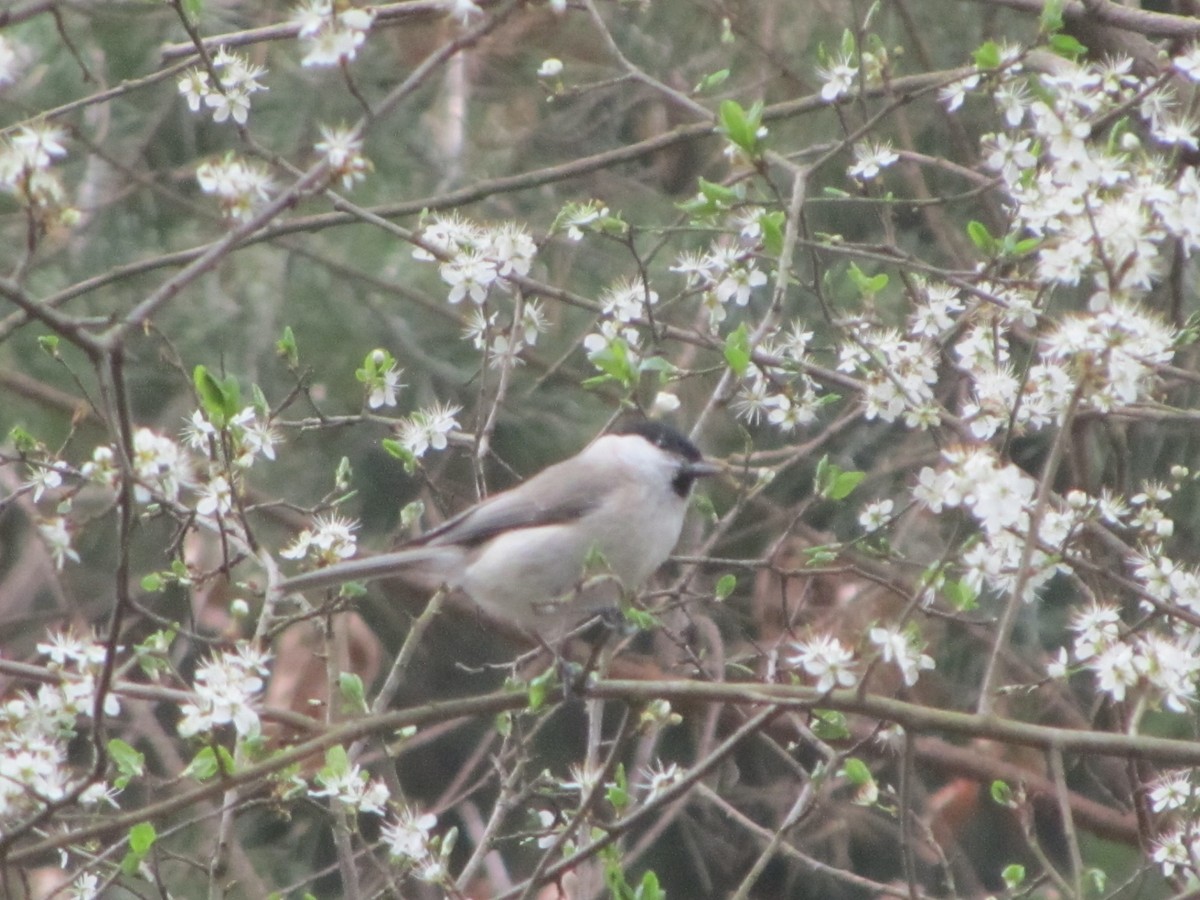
[{"left": 685, "top": 458, "right": 724, "bottom": 478}]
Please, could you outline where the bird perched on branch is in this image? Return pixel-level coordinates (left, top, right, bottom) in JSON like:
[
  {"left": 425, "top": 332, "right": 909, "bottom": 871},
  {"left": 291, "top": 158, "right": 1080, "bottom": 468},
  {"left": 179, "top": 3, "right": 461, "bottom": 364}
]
[{"left": 275, "top": 420, "right": 721, "bottom": 640}]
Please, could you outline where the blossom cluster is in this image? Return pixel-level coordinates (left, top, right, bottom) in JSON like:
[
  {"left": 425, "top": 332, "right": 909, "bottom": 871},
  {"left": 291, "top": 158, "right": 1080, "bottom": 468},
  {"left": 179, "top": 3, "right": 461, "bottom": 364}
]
[
  {"left": 309, "top": 750, "right": 390, "bottom": 816},
  {"left": 291, "top": 1, "right": 375, "bottom": 67},
  {"left": 0, "top": 632, "right": 120, "bottom": 827},
  {"left": 281, "top": 513, "right": 359, "bottom": 565},
  {"left": 195, "top": 153, "right": 274, "bottom": 222},
  {"left": 315, "top": 123, "right": 371, "bottom": 189},
  {"left": 0, "top": 123, "right": 77, "bottom": 230},
  {"left": 381, "top": 806, "right": 449, "bottom": 885},
  {"left": 412, "top": 214, "right": 547, "bottom": 368},
  {"left": 1063, "top": 604, "right": 1200, "bottom": 714},
  {"left": 177, "top": 643, "right": 271, "bottom": 739},
  {"left": 914, "top": 446, "right": 1075, "bottom": 603},
  {"left": 787, "top": 625, "right": 935, "bottom": 693},
  {"left": 177, "top": 48, "right": 267, "bottom": 126},
  {"left": 415, "top": 214, "right": 537, "bottom": 305}
]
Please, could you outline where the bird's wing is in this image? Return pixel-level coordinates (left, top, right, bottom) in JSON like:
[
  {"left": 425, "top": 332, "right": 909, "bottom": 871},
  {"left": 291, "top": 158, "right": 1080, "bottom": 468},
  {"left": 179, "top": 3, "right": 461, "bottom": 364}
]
[{"left": 411, "top": 464, "right": 602, "bottom": 549}]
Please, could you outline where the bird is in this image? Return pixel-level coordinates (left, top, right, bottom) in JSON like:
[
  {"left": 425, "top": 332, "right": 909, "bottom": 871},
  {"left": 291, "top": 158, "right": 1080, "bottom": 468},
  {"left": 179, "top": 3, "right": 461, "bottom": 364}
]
[{"left": 274, "top": 420, "right": 721, "bottom": 640}]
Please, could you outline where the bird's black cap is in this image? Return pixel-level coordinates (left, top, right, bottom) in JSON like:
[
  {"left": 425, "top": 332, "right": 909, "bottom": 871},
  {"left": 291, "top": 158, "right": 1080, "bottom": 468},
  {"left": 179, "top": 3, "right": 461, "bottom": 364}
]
[{"left": 614, "top": 419, "right": 703, "bottom": 461}]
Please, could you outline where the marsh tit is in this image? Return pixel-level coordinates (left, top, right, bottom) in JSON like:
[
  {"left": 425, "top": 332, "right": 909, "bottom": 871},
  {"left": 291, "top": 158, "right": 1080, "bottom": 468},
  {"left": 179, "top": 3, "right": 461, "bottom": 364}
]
[{"left": 275, "top": 421, "right": 721, "bottom": 638}]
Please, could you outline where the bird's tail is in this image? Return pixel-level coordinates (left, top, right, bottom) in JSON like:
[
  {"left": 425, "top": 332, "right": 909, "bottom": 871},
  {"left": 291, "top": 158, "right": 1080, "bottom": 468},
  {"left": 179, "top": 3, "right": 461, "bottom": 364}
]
[{"left": 275, "top": 546, "right": 455, "bottom": 595}]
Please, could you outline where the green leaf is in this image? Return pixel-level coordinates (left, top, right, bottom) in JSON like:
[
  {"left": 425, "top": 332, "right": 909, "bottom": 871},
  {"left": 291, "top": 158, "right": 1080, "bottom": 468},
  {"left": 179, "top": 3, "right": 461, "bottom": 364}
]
[
  {"left": 839, "top": 28, "right": 856, "bottom": 58},
  {"left": 1049, "top": 33, "right": 1086, "bottom": 60},
  {"left": 943, "top": 578, "right": 978, "bottom": 611},
  {"left": 276, "top": 326, "right": 299, "bottom": 366},
  {"left": 1001, "top": 863, "right": 1026, "bottom": 889},
  {"left": 829, "top": 469, "right": 865, "bottom": 500},
  {"left": 633, "top": 870, "right": 664, "bottom": 900},
  {"left": 121, "top": 821, "right": 157, "bottom": 874},
  {"left": 186, "top": 745, "right": 235, "bottom": 781},
  {"left": 38, "top": 335, "right": 60, "bottom": 356},
  {"left": 811, "top": 709, "right": 849, "bottom": 740},
  {"left": 966, "top": 220, "right": 996, "bottom": 254},
  {"left": 623, "top": 606, "right": 659, "bottom": 631},
  {"left": 759, "top": 210, "right": 786, "bottom": 256},
  {"left": 8, "top": 426, "right": 37, "bottom": 453},
  {"left": 606, "top": 763, "right": 630, "bottom": 810},
  {"left": 840, "top": 757, "right": 872, "bottom": 785},
  {"left": 140, "top": 573, "right": 163, "bottom": 592},
  {"left": 846, "top": 262, "right": 887, "bottom": 296},
  {"left": 527, "top": 668, "right": 555, "bottom": 711},
  {"left": 382, "top": 438, "right": 418, "bottom": 474},
  {"left": 806, "top": 547, "right": 837, "bottom": 565},
  {"left": 339, "top": 672, "right": 367, "bottom": 712},
  {"left": 323, "top": 744, "right": 350, "bottom": 778},
  {"left": 717, "top": 99, "right": 764, "bottom": 156},
  {"left": 193, "top": 365, "right": 240, "bottom": 426},
  {"left": 723, "top": 322, "right": 751, "bottom": 376},
  {"left": 587, "top": 337, "right": 637, "bottom": 388},
  {"left": 697, "top": 177, "right": 739, "bottom": 205},
  {"left": 251, "top": 383, "right": 269, "bottom": 418},
  {"left": 972, "top": 40, "right": 1001, "bottom": 69},
  {"left": 718, "top": 99, "right": 750, "bottom": 149},
  {"left": 638, "top": 355, "right": 676, "bottom": 375},
  {"left": 815, "top": 456, "right": 865, "bottom": 500},
  {"left": 990, "top": 779, "right": 1014, "bottom": 807},
  {"left": 695, "top": 68, "right": 730, "bottom": 93},
  {"left": 1040, "top": 0, "right": 1064, "bottom": 33},
  {"left": 495, "top": 711, "right": 512, "bottom": 737},
  {"left": 108, "top": 738, "right": 145, "bottom": 789},
  {"left": 714, "top": 573, "right": 737, "bottom": 601},
  {"left": 129, "top": 821, "right": 156, "bottom": 854}
]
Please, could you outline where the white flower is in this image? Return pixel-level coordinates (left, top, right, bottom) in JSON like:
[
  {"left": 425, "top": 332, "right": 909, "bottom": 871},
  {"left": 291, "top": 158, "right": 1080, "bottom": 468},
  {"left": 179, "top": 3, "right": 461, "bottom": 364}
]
[
  {"left": 788, "top": 634, "right": 859, "bottom": 692},
  {"left": 858, "top": 499, "right": 894, "bottom": 532},
  {"left": 440, "top": 251, "right": 496, "bottom": 304},
  {"left": 25, "top": 465, "right": 64, "bottom": 503},
  {"left": 365, "top": 355, "right": 403, "bottom": 409},
  {"left": 713, "top": 264, "right": 767, "bottom": 307},
  {"left": 397, "top": 403, "right": 461, "bottom": 458},
  {"left": 538, "top": 58, "right": 563, "bottom": 78},
  {"left": 38, "top": 517, "right": 79, "bottom": 570},
  {"left": 293, "top": 1, "right": 375, "bottom": 67},
  {"left": 177, "top": 68, "right": 210, "bottom": 112},
  {"left": 640, "top": 761, "right": 683, "bottom": 801},
  {"left": 195, "top": 475, "right": 234, "bottom": 518},
  {"left": 382, "top": 807, "right": 437, "bottom": 863},
  {"left": 817, "top": 53, "right": 858, "bottom": 102},
  {"left": 868, "top": 626, "right": 935, "bottom": 687},
  {"left": 282, "top": 513, "right": 359, "bottom": 564},
  {"left": 939, "top": 72, "right": 980, "bottom": 112},
  {"left": 1149, "top": 772, "right": 1194, "bottom": 813},
  {"left": 1090, "top": 641, "right": 1138, "bottom": 703},
  {"left": 848, "top": 141, "right": 899, "bottom": 181},
  {"left": 1151, "top": 826, "right": 1193, "bottom": 877},
  {"left": 1175, "top": 43, "right": 1200, "bottom": 81},
  {"left": 315, "top": 124, "right": 370, "bottom": 189}
]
